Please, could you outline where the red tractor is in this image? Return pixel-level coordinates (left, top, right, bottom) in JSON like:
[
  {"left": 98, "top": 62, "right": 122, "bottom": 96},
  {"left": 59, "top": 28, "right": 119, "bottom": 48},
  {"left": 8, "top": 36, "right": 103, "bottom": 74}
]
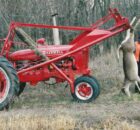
[{"left": 0, "top": 8, "right": 130, "bottom": 109}]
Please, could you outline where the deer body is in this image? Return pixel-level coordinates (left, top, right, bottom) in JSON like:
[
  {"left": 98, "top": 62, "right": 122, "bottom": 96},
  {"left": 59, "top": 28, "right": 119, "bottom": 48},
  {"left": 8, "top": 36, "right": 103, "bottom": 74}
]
[
  {"left": 121, "top": 32, "right": 138, "bottom": 81},
  {"left": 118, "top": 27, "right": 140, "bottom": 96},
  {"left": 123, "top": 51, "right": 138, "bottom": 81}
]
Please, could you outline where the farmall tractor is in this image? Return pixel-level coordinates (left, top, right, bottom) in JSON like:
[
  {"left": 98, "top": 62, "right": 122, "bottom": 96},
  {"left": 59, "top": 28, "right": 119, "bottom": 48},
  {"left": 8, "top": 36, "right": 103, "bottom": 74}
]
[{"left": 0, "top": 8, "right": 130, "bottom": 109}]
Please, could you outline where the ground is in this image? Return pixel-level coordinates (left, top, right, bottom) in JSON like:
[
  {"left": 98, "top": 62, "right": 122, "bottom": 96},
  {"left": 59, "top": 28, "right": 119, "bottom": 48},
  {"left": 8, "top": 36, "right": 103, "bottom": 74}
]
[{"left": 0, "top": 51, "right": 140, "bottom": 130}]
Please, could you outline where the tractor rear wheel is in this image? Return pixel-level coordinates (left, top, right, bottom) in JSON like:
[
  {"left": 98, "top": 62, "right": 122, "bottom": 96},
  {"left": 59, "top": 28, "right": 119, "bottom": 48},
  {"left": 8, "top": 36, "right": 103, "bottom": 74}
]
[
  {"left": 0, "top": 57, "right": 19, "bottom": 110},
  {"left": 72, "top": 76, "right": 100, "bottom": 103},
  {"left": 17, "top": 82, "right": 26, "bottom": 96}
]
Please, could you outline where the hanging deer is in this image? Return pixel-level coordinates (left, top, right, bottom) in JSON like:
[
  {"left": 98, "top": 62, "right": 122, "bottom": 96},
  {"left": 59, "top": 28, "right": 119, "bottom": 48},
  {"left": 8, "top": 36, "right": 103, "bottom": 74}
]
[{"left": 117, "top": 17, "right": 140, "bottom": 97}]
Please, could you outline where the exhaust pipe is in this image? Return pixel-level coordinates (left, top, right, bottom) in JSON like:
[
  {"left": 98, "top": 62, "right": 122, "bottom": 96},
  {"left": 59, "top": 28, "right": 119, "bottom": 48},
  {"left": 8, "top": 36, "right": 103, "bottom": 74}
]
[{"left": 52, "top": 13, "right": 60, "bottom": 45}]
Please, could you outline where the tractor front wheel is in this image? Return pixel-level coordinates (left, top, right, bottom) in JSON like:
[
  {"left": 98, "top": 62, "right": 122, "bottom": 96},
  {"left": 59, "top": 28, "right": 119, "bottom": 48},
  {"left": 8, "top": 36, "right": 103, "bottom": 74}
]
[
  {"left": 72, "top": 76, "right": 100, "bottom": 103},
  {"left": 0, "top": 57, "right": 19, "bottom": 110}
]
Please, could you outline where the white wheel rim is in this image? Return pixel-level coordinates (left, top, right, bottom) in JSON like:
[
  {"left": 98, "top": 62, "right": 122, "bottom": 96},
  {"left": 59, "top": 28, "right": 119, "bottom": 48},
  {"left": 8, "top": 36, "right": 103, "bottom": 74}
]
[
  {"left": 0, "top": 67, "right": 10, "bottom": 103},
  {"left": 75, "top": 82, "right": 93, "bottom": 101}
]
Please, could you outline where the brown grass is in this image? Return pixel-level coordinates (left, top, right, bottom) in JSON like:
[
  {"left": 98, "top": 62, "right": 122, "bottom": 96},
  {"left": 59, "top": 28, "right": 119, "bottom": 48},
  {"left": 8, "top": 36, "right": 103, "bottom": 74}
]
[
  {"left": 0, "top": 115, "right": 76, "bottom": 130},
  {"left": 0, "top": 114, "right": 138, "bottom": 130},
  {"left": 95, "top": 116, "right": 137, "bottom": 130}
]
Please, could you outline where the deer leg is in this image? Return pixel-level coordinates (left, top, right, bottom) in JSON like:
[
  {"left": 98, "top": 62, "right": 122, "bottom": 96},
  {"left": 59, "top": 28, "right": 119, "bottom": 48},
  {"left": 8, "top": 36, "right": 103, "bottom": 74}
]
[
  {"left": 117, "top": 45, "right": 122, "bottom": 60},
  {"left": 135, "top": 81, "right": 140, "bottom": 93},
  {"left": 135, "top": 77, "right": 140, "bottom": 93},
  {"left": 122, "top": 80, "right": 132, "bottom": 97}
]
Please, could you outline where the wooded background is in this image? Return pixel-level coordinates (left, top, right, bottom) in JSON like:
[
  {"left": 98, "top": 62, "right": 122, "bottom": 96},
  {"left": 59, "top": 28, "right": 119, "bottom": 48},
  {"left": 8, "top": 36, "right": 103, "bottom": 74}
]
[{"left": 0, "top": 0, "right": 140, "bottom": 54}]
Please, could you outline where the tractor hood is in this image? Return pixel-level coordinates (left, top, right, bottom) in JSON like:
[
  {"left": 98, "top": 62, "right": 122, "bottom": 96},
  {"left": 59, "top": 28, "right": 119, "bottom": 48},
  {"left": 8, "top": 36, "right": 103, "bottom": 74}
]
[{"left": 9, "top": 45, "right": 72, "bottom": 61}]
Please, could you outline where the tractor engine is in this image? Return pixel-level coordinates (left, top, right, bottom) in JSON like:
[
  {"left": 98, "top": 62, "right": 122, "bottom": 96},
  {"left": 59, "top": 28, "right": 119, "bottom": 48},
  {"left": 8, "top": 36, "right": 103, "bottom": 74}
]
[
  {"left": 9, "top": 44, "right": 89, "bottom": 83},
  {"left": 14, "top": 56, "right": 76, "bottom": 84},
  {"left": 15, "top": 57, "right": 76, "bottom": 71}
]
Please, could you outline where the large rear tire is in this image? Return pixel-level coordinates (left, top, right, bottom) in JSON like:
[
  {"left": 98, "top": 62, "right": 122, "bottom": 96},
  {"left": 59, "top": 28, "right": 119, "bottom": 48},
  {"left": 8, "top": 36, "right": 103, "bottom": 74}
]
[
  {"left": 72, "top": 76, "right": 100, "bottom": 103},
  {"left": 17, "top": 82, "right": 26, "bottom": 96},
  {"left": 0, "top": 57, "right": 19, "bottom": 110}
]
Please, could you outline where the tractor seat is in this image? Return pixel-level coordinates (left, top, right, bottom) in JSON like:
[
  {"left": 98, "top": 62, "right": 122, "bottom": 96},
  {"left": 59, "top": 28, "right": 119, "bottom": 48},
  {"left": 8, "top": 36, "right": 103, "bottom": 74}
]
[{"left": 37, "top": 38, "right": 46, "bottom": 45}]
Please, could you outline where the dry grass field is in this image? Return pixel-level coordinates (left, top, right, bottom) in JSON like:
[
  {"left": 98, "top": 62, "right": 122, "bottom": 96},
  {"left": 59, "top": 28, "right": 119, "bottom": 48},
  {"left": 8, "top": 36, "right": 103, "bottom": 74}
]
[{"left": 0, "top": 49, "right": 140, "bottom": 130}]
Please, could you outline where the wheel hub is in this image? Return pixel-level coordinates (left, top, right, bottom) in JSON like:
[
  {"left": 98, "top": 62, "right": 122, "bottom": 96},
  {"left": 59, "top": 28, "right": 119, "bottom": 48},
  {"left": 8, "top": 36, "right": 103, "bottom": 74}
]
[
  {"left": 0, "top": 69, "right": 7, "bottom": 99},
  {"left": 0, "top": 67, "right": 10, "bottom": 103},
  {"left": 77, "top": 83, "right": 92, "bottom": 97}
]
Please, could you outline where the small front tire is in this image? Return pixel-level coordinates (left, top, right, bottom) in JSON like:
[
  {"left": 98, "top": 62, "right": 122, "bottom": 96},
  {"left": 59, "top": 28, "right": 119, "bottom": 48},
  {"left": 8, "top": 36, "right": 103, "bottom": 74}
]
[{"left": 72, "top": 76, "right": 100, "bottom": 103}]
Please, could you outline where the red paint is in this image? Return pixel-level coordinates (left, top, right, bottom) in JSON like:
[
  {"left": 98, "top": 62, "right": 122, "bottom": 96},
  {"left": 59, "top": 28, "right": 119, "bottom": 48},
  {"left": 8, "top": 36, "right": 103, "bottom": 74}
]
[{"left": 0, "top": 8, "right": 130, "bottom": 93}]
